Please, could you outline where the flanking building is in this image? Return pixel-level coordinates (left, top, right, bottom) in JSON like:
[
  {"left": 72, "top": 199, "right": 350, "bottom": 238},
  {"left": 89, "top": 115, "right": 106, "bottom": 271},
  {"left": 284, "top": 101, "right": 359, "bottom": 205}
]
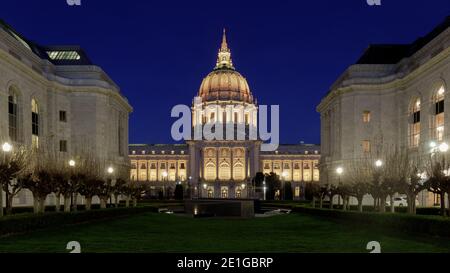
[
  {"left": 129, "top": 31, "right": 320, "bottom": 200},
  {"left": 0, "top": 20, "right": 132, "bottom": 206},
  {"left": 317, "top": 17, "right": 450, "bottom": 206}
]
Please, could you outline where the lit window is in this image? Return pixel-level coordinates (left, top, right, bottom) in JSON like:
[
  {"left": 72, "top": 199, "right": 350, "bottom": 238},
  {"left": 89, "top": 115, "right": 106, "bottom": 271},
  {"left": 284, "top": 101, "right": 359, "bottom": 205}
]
[
  {"left": 31, "top": 99, "right": 39, "bottom": 148},
  {"left": 295, "top": 186, "right": 300, "bottom": 197},
  {"left": 363, "top": 111, "right": 371, "bottom": 123},
  {"left": 362, "top": 140, "right": 371, "bottom": 153},
  {"left": 8, "top": 93, "right": 18, "bottom": 142},
  {"left": 433, "top": 86, "right": 445, "bottom": 141},
  {"left": 409, "top": 98, "right": 421, "bottom": 147},
  {"left": 46, "top": 51, "right": 81, "bottom": 60}
]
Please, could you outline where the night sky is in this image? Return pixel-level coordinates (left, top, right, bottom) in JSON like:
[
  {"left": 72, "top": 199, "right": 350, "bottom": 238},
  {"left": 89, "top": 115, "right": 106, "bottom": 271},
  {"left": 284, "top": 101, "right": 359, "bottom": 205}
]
[{"left": 2, "top": 1, "right": 449, "bottom": 145}]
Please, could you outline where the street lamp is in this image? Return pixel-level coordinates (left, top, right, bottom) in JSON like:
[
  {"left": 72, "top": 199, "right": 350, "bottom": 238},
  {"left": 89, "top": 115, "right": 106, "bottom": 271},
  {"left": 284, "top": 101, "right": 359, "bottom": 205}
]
[
  {"left": 281, "top": 171, "right": 288, "bottom": 200},
  {"left": 375, "top": 160, "right": 383, "bottom": 167},
  {"left": 2, "top": 142, "right": 12, "bottom": 153},
  {"left": 68, "top": 159, "right": 76, "bottom": 167},
  {"left": 107, "top": 166, "right": 114, "bottom": 174},
  {"left": 439, "top": 142, "right": 449, "bottom": 153},
  {"left": 335, "top": 167, "right": 344, "bottom": 206}
]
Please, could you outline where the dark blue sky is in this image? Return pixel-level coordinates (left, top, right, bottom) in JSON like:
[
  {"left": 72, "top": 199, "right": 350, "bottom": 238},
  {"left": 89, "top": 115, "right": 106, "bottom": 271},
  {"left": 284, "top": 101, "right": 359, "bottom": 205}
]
[{"left": 2, "top": 1, "right": 449, "bottom": 144}]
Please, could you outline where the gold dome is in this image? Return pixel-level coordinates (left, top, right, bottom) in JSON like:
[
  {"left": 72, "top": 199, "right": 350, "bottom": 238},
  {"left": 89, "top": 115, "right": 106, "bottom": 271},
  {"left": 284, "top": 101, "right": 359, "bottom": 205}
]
[{"left": 198, "top": 29, "right": 254, "bottom": 104}]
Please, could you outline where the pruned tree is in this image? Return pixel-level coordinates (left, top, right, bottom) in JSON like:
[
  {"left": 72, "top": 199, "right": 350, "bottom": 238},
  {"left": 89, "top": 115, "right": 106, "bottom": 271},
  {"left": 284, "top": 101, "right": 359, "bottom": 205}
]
[
  {"left": 0, "top": 144, "right": 30, "bottom": 216},
  {"left": 424, "top": 152, "right": 450, "bottom": 217}
]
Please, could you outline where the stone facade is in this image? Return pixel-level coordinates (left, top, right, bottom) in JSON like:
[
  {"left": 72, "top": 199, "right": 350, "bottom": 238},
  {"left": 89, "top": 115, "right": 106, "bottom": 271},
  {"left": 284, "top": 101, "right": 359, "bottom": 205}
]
[
  {"left": 0, "top": 20, "right": 132, "bottom": 207},
  {"left": 129, "top": 30, "right": 320, "bottom": 200},
  {"left": 316, "top": 17, "right": 450, "bottom": 206}
]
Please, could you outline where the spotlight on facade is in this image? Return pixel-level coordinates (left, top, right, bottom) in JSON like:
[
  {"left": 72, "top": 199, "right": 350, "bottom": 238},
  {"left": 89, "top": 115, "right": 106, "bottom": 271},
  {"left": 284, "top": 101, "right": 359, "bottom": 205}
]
[
  {"left": 203, "top": 183, "right": 207, "bottom": 189},
  {"left": 439, "top": 143, "right": 449, "bottom": 152},
  {"left": 336, "top": 167, "right": 343, "bottom": 175},
  {"left": 68, "top": 159, "right": 76, "bottom": 167},
  {"left": 2, "top": 142, "right": 12, "bottom": 152},
  {"left": 107, "top": 166, "right": 114, "bottom": 174},
  {"left": 375, "top": 160, "right": 383, "bottom": 167},
  {"left": 241, "top": 183, "right": 246, "bottom": 189},
  {"left": 430, "top": 141, "right": 437, "bottom": 148},
  {"left": 282, "top": 171, "right": 288, "bottom": 178}
]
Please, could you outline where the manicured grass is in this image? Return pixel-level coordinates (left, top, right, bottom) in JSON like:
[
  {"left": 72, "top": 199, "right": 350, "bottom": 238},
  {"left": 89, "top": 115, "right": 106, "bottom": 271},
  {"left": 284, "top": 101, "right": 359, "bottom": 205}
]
[{"left": 0, "top": 212, "right": 449, "bottom": 253}]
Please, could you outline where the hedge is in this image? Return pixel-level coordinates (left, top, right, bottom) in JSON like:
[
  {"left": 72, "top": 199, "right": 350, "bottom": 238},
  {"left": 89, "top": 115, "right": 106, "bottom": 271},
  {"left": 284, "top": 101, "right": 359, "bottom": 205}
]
[
  {"left": 0, "top": 206, "right": 160, "bottom": 237},
  {"left": 292, "top": 206, "right": 450, "bottom": 238}
]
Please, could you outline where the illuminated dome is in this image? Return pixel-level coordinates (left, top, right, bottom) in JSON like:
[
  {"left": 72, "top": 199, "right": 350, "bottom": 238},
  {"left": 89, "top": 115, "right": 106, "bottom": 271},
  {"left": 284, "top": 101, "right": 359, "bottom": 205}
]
[{"left": 198, "top": 29, "right": 254, "bottom": 104}]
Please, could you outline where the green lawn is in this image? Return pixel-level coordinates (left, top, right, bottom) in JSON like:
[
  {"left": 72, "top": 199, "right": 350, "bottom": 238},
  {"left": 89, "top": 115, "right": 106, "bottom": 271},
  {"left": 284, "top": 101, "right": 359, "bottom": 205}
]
[{"left": 0, "top": 212, "right": 449, "bottom": 253}]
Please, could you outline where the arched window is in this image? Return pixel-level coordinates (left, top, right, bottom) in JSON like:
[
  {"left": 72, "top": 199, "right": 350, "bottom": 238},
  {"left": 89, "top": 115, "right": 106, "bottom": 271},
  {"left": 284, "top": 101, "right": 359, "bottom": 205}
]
[
  {"left": 409, "top": 98, "right": 421, "bottom": 147},
  {"left": 433, "top": 85, "right": 445, "bottom": 141},
  {"left": 205, "top": 162, "right": 216, "bottom": 181},
  {"left": 235, "top": 187, "right": 242, "bottom": 198},
  {"left": 31, "top": 99, "right": 39, "bottom": 148},
  {"left": 218, "top": 161, "right": 231, "bottom": 180},
  {"left": 221, "top": 187, "right": 228, "bottom": 198},
  {"left": 8, "top": 92, "right": 18, "bottom": 142},
  {"left": 233, "top": 162, "right": 244, "bottom": 180},
  {"left": 210, "top": 112, "right": 215, "bottom": 123}
]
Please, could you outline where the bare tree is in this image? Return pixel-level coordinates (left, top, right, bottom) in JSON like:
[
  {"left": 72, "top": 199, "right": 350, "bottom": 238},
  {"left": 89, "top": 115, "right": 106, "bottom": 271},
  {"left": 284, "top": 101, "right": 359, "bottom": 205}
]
[
  {"left": 0, "top": 145, "right": 30, "bottom": 216},
  {"left": 424, "top": 152, "right": 450, "bottom": 217}
]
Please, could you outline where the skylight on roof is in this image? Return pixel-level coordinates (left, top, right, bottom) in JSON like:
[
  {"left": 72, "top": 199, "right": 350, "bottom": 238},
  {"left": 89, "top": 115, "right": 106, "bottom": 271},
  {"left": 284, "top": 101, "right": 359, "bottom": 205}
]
[
  {"left": 46, "top": 51, "right": 81, "bottom": 60},
  {"left": 10, "top": 31, "right": 31, "bottom": 51}
]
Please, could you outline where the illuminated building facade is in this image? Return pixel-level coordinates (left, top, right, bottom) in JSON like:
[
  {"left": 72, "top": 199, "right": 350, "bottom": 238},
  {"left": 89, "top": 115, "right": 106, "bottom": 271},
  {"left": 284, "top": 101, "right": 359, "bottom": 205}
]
[
  {"left": 317, "top": 17, "right": 450, "bottom": 206},
  {"left": 130, "top": 30, "right": 320, "bottom": 199}
]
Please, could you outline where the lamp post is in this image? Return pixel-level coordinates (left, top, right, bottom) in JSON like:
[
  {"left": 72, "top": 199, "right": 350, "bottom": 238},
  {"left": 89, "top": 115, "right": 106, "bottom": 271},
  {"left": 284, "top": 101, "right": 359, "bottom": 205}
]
[
  {"left": 107, "top": 166, "right": 114, "bottom": 206},
  {"left": 263, "top": 177, "right": 266, "bottom": 201},
  {"left": 335, "top": 167, "right": 343, "bottom": 206},
  {"left": 68, "top": 159, "right": 76, "bottom": 212},
  {"left": 162, "top": 171, "right": 168, "bottom": 199},
  {"left": 1, "top": 142, "right": 13, "bottom": 217},
  {"left": 281, "top": 171, "right": 288, "bottom": 200}
]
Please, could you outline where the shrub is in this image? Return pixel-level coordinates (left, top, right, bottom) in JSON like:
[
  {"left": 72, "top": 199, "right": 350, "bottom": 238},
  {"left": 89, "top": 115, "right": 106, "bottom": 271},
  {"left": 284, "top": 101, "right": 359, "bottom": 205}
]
[
  {"left": 0, "top": 206, "right": 159, "bottom": 237},
  {"left": 292, "top": 206, "right": 450, "bottom": 237}
]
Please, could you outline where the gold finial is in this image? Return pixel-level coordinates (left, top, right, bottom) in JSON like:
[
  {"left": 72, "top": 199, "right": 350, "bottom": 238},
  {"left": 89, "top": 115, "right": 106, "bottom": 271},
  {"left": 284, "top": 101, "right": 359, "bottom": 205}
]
[
  {"left": 215, "top": 28, "right": 234, "bottom": 70},
  {"left": 221, "top": 28, "right": 228, "bottom": 50}
]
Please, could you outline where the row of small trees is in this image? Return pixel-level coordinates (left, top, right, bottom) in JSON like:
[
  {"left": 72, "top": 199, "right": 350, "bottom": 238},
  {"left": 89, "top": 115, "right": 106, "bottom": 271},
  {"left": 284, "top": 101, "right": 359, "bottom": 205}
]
[
  {"left": 309, "top": 146, "right": 450, "bottom": 217},
  {"left": 0, "top": 144, "right": 148, "bottom": 217}
]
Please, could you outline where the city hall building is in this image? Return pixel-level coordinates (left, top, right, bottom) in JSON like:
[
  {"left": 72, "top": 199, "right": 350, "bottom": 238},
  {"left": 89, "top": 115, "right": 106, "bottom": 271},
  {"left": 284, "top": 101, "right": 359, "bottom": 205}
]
[
  {"left": 0, "top": 20, "right": 132, "bottom": 206},
  {"left": 130, "top": 31, "right": 320, "bottom": 199},
  {"left": 317, "top": 17, "right": 450, "bottom": 206}
]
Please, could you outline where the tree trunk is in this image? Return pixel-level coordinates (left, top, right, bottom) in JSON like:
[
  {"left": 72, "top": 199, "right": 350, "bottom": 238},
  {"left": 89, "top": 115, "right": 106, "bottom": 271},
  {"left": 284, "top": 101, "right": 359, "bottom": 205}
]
[
  {"left": 39, "top": 197, "right": 46, "bottom": 213},
  {"left": 379, "top": 195, "right": 386, "bottom": 213},
  {"left": 440, "top": 191, "right": 446, "bottom": 217},
  {"left": 329, "top": 195, "right": 333, "bottom": 209},
  {"left": 357, "top": 196, "right": 363, "bottom": 212},
  {"left": 100, "top": 198, "right": 107, "bottom": 209},
  {"left": 64, "top": 195, "right": 71, "bottom": 212},
  {"left": 126, "top": 195, "right": 130, "bottom": 208},
  {"left": 373, "top": 196, "right": 377, "bottom": 212},
  {"left": 55, "top": 193, "right": 61, "bottom": 212},
  {"left": 33, "top": 195, "right": 40, "bottom": 214},
  {"left": 114, "top": 194, "right": 119, "bottom": 208},
  {"left": 447, "top": 192, "right": 450, "bottom": 217},
  {"left": 312, "top": 197, "right": 316, "bottom": 208},
  {"left": 133, "top": 198, "right": 137, "bottom": 207},
  {"left": 390, "top": 195, "right": 395, "bottom": 213},
  {"left": 319, "top": 196, "right": 323, "bottom": 209},
  {"left": 342, "top": 195, "right": 347, "bottom": 211},
  {"left": 0, "top": 187, "right": 3, "bottom": 217},
  {"left": 72, "top": 193, "right": 78, "bottom": 212},
  {"left": 85, "top": 197, "right": 92, "bottom": 211},
  {"left": 6, "top": 195, "right": 14, "bottom": 215}
]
